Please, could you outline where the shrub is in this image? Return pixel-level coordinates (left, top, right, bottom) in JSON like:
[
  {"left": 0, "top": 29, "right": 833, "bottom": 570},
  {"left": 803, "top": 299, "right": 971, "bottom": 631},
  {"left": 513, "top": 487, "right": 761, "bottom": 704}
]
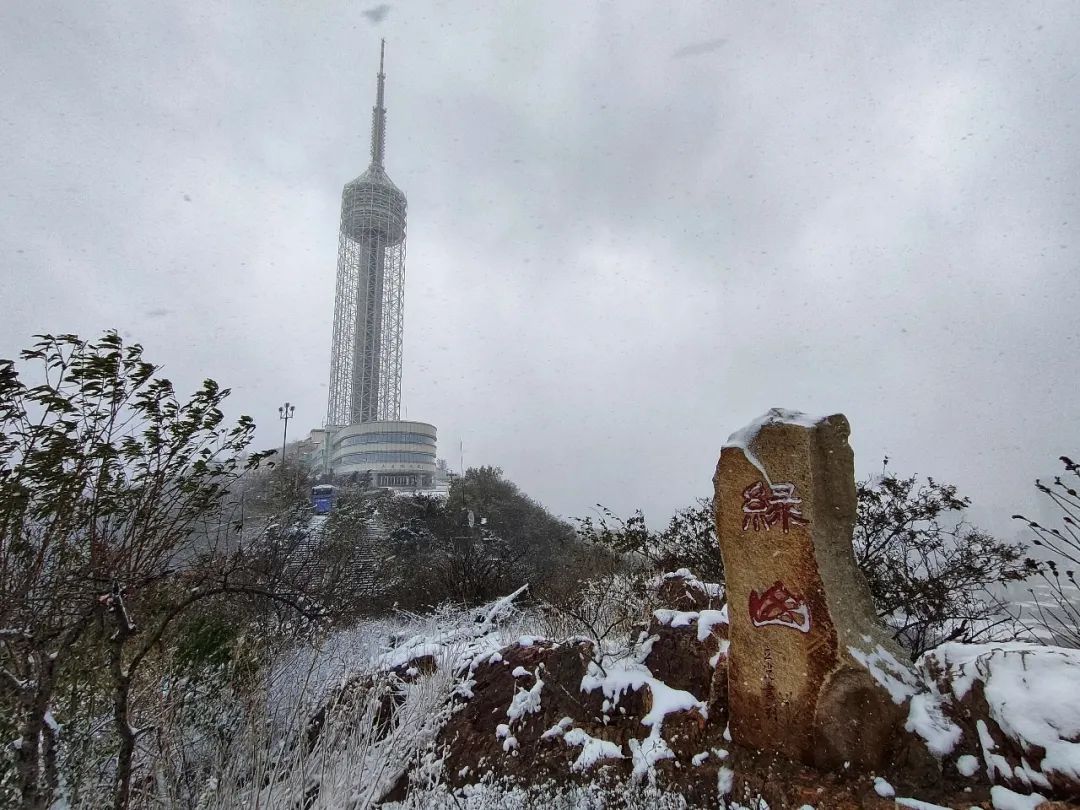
[
  {"left": 1013, "top": 454, "right": 1080, "bottom": 647},
  {"left": 854, "top": 461, "right": 1037, "bottom": 656}
]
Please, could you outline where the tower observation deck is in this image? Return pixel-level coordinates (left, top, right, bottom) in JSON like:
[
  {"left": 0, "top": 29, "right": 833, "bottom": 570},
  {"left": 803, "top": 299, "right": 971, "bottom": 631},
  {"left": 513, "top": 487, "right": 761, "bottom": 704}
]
[{"left": 326, "top": 40, "right": 407, "bottom": 427}]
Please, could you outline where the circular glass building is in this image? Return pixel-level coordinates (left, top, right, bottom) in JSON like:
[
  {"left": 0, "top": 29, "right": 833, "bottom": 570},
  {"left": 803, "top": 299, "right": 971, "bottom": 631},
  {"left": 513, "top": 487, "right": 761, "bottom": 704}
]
[{"left": 329, "top": 420, "right": 437, "bottom": 489}]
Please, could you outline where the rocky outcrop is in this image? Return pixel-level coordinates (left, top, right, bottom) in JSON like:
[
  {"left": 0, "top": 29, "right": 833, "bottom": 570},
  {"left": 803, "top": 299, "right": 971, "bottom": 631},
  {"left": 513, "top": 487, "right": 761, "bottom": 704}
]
[
  {"left": 351, "top": 571, "right": 1080, "bottom": 808},
  {"left": 916, "top": 642, "right": 1080, "bottom": 800},
  {"left": 425, "top": 575, "right": 733, "bottom": 801},
  {"left": 644, "top": 591, "right": 730, "bottom": 722},
  {"left": 654, "top": 568, "right": 725, "bottom": 612},
  {"left": 303, "top": 399, "right": 1080, "bottom": 807},
  {"left": 437, "top": 638, "right": 605, "bottom": 787}
]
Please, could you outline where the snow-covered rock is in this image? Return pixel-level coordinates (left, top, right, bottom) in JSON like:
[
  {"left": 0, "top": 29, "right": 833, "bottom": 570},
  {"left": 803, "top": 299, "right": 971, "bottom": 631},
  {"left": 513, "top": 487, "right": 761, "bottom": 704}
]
[{"left": 915, "top": 641, "right": 1080, "bottom": 797}]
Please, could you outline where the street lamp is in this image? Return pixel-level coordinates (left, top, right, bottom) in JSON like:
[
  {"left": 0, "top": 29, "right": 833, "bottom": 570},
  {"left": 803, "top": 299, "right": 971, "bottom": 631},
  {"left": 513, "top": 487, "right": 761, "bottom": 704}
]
[{"left": 278, "top": 401, "right": 295, "bottom": 463}]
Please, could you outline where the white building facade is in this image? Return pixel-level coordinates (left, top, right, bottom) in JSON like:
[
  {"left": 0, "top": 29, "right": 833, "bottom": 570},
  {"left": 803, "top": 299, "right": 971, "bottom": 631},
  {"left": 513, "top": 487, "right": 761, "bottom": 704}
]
[{"left": 309, "top": 420, "right": 439, "bottom": 490}]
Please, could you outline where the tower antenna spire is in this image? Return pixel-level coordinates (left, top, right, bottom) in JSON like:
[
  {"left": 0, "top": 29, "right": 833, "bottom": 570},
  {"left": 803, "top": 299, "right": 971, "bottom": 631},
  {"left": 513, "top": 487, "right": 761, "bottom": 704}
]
[
  {"left": 328, "top": 37, "right": 406, "bottom": 429},
  {"left": 370, "top": 38, "right": 387, "bottom": 167}
]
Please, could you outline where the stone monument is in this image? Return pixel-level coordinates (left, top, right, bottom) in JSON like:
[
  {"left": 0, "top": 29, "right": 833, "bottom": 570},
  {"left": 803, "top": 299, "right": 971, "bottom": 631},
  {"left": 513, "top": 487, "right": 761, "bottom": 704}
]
[{"left": 713, "top": 409, "right": 911, "bottom": 770}]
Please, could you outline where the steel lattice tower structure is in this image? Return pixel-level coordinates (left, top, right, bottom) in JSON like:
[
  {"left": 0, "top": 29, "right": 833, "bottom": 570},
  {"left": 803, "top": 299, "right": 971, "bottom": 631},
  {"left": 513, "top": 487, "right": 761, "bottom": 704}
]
[{"left": 326, "top": 40, "right": 407, "bottom": 427}]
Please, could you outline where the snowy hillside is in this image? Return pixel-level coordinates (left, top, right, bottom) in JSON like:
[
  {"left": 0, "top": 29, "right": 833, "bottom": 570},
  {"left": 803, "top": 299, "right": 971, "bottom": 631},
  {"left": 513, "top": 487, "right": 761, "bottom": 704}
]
[{"left": 193, "top": 571, "right": 1080, "bottom": 810}]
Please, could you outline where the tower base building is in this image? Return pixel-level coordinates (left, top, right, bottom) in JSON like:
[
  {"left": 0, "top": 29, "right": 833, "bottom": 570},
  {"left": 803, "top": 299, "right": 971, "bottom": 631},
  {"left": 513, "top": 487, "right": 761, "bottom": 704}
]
[
  {"left": 328, "top": 420, "right": 437, "bottom": 488},
  {"left": 307, "top": 422, "right": 448, "bottom": 494}
]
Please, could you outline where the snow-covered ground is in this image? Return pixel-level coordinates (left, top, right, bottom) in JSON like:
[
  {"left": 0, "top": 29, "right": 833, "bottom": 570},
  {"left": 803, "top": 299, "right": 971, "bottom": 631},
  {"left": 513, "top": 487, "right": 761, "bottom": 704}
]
[{"left": 191, "top": 576, "right": 1080, "bottom": 810}]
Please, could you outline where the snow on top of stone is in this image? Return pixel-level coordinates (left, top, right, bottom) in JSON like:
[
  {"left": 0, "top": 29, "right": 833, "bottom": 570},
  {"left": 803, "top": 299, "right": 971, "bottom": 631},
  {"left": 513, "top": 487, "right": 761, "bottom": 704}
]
[
  {"left": 655, "top": 568, "right": 725, "bottom": 597},
  {"left": 905, "top": 689, "right": 964, "bottom": 758},
  {"left": 723, "top": 408, "right": 829, "bottom": 482},
  {"left": 989, "top": 786, "right": 1048, "bottom": 810},
  {"left": 872, "top": 776, "right": 895, "bottom": 798},
  {"left": 927, "top": 642, "right": 1080, "bottom": 786},
  {"left": 723, "top": 408, "right": 826, "bottom": 447},
  {"left": 629, "top": 734, "right": 675, "bottom": 782},
  {"left": 956, "top": 754, "right": 980, "bottom": 778},
  {"left": 848, "top": 640, "right": 919, "bottom": 705},
  {"left": 893, "top": 639, "right": 1080, "bottom": 789},
  {"left": 653, "top": 608, "right": 699, "bottom": 628},
  {"left": 580, "top": 657, "right": 651, "bottom": 701},
  {"left": 928, "top": 640, "right": 1080, "bottom": 697},
  {"left": 540, "top": 717, "right": 574, "bottom": 740},
  {"left": 654, "top": 608, "right": 729, "bottom": 642},
  {"left": 697, "top": 609, "right": 729, "bottom": 642},
  {"left": 894, "top": 798, "right": 953, "bottom": 810},
  {"left": 560, "top": 728, "right": 625, "bottom": 771},
  {"left": 640, "top": 678, "right": 706, "bottom": 730},
  {"left": 505, "top": 667, "right": 544, "bottom": 724},
  {"left": 717, "top": 766, "right": 735, "bottom": 798}
]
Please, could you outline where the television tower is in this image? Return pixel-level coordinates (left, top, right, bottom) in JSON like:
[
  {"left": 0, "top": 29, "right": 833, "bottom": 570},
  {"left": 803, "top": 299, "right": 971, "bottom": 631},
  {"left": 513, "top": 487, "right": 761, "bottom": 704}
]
[
  {"left": 325, "top": 39, "right": 406, "bottom": 426},
  {"left": 309, "top": 40, "right": 441, "bottom": 492}
]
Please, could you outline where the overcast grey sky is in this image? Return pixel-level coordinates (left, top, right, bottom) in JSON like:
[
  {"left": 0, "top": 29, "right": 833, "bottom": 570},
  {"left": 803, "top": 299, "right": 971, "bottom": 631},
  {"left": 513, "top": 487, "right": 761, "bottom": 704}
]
[{"left": 2, "top": 2, "right": 1078, "bottom": 535}]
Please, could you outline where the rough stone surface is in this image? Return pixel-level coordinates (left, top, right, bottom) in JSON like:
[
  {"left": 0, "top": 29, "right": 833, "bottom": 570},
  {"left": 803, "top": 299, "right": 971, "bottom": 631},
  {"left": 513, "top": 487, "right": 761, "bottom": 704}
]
[
  {"left": 371, "top": 575, "right": 1080, "bottom": 807},
  {"left": 644, "top": 616, "right": 727, "bottom": 703},
  {"left": 434, "top": 631, "right": 729, "bottom": 798},
  {"left": 437, "top": 639, "right": 611, "bottom": 788},
  {"left": 713, "top": 408, "right": 910, "bottom": 769}
]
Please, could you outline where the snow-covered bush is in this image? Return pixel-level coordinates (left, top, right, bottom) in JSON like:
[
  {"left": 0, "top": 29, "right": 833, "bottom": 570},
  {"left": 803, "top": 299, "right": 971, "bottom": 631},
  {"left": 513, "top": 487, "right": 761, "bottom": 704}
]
[
  {"left": 194, "top": 591, "right": 541, "bottom": 809},
  {"left": 1013, "top": 454, "right": 1080, "bottom": 647},
  {"left": 536, "top": 571, "right": 660, "bottom": 658},
  {"left": 854, "top": 461, "right": 1037, "bottom": 656},
  {"left": 574, "top": 499, "right": 723, "bottom": 583},
  {"left": 384, "top": 776, "right": 695, "bottom": 809}
]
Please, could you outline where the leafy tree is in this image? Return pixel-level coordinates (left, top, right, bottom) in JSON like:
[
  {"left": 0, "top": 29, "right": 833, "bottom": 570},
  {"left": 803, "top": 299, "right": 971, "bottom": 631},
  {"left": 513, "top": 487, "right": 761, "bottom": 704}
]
[
  {"left": 382, "top": 489, "right": 523, "bottom": 607},
  {"left": 299, "top": 487, "right": 405, "bottom": 613},
  {"left": 854, "top": 460, "right": 1037, "bottom": 656},
  {"left": 1013, "top": 454, "right": 1080, "bottom": 647},
  {"left": 450, "top": 466, "right": 578, "bottom": 585},
  {"left": 300, "top": 486, "right": 510, "bottom": 611},
  {"left": 0, "top": 332, "right": 315, "bottom": 809},
  {"left": 236, "top": 453, "right": 312, "bottom": 518},
  {"left": 310, "top": 467, "right": 599, "bottom": 611}
]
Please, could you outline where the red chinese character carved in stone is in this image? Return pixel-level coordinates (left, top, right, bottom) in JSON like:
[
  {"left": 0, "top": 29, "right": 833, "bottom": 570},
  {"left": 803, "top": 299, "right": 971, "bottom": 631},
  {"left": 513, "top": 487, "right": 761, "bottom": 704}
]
[
  {"left": 749, "top": 581, "right": 811, "bottom": 633},
  {"left": 740, "top": 480, "right": 810, "bottom": 533}
]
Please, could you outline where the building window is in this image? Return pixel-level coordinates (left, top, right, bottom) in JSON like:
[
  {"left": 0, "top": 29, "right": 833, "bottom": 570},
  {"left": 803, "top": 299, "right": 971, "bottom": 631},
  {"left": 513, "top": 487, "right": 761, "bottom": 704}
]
[
  {"left": 335, "top": 431, "right": 436, "bottom": 449},
  {"left": 378, "top": 473, "right": 419, "bottom": 487},
  {"left": 337, "top": 450, "right": 436, "bottom": 465}
]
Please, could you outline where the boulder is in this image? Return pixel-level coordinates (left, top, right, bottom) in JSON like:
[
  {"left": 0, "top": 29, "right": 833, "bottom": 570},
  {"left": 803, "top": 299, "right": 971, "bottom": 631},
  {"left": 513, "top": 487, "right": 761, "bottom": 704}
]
[{"left": 645, "top": 608, "right": 728, "bottom": 698}]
